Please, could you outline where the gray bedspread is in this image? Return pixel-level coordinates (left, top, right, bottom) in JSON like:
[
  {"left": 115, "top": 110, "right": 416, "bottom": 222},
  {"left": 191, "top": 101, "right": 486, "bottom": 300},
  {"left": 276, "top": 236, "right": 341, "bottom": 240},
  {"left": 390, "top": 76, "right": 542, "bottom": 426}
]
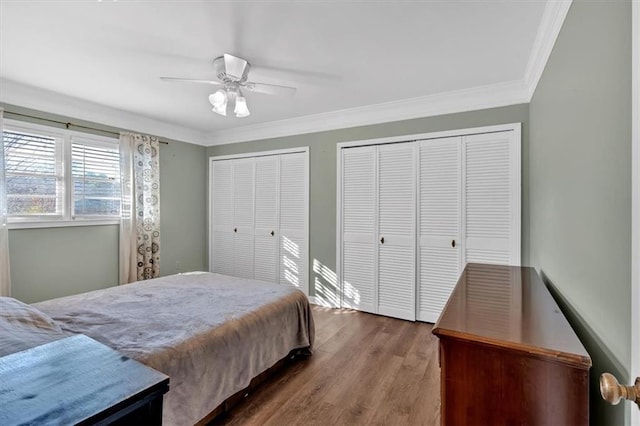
[{"left": 33, "top": 272, "right": 314, "bottom": 426}]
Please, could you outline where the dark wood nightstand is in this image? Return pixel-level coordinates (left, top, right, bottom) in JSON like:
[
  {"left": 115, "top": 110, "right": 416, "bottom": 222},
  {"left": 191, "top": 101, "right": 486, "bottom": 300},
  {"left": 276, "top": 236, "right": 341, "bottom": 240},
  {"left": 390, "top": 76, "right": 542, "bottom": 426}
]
[{"left": 0, "top": 334, "right": 169, "bottom": 425}]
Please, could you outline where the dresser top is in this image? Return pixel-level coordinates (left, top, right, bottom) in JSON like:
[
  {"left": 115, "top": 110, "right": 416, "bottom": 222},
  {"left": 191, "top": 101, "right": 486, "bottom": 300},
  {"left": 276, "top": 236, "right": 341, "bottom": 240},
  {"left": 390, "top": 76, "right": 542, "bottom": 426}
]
[{"left": 433, "top": 263, "right": 591, "bottom": 368}]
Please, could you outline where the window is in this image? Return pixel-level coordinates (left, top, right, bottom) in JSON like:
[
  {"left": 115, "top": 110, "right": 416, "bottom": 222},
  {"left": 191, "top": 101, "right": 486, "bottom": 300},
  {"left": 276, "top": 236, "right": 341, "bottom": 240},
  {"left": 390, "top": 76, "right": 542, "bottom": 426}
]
[
  {"left": 4, "top": 129, "right": 63, "bottom": 217},
  {"left": 2, "top": 120, "right": 121, "bottom": 227},
  {"left": 72, "top": 141, "right": 121, "bottom": 217}
]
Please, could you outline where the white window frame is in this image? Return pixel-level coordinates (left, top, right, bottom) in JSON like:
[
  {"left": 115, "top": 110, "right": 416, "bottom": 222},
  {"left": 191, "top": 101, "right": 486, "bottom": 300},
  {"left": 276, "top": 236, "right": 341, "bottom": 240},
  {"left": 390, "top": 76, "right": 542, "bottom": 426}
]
[
  {"left": 3, "top": 119, "right": 120, "bottom": 229},
  {"left": 3, "top": 121, "right": 65, "bottom": 223},
  {"left": 69, "top": 135, "right": 122, "bottom": 221}
]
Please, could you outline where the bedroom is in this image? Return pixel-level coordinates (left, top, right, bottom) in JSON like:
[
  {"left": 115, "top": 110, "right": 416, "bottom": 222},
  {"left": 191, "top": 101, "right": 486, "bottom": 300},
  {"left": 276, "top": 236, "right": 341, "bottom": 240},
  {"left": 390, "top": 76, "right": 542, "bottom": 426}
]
[{"left": 0, "top": 0, "right": 637, "bottom": 425}]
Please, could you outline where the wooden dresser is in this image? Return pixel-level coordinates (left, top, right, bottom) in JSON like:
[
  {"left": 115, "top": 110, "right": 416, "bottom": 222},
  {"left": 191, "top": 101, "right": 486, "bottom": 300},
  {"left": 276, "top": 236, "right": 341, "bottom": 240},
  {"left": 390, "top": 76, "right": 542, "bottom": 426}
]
[{"left": 432, "top": 263, "right": 591, "bottom": 425}]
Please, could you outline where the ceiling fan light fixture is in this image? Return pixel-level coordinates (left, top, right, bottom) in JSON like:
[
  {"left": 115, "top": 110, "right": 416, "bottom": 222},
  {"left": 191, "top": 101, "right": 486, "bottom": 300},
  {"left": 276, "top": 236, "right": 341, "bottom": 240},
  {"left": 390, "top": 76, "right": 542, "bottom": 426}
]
[
  {"left": 161, "top": 53, "right": 297, "bottom": 119},
  {"left": 209, "top": 89, "right": 228, "bottom": 116},
  {"left": 234, "top": 94, "right": 250, "bottom": 118}
]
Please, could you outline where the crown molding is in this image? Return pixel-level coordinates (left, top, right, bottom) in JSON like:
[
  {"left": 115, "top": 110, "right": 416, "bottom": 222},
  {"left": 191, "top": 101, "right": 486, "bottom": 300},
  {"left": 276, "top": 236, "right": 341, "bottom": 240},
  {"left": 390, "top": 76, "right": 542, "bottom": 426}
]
[
  {"left": 206, "top": 79, "right": 530, "bottom": 145},
  {"left": 524, "top": 0, "right": 573, "bottom": 99},
  {"left": 207, "top": 0, "right": 573, "bottom": 147},
  {"left": 0, "top": 78, "right": 208, "bottom": 146}
]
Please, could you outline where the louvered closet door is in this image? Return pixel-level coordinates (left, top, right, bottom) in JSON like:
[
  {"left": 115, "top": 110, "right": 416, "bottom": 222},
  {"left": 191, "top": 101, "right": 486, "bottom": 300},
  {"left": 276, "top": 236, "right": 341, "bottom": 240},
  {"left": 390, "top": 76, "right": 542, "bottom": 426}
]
[
  {"left": 417, "top": 137, "right": 462, "bottom": 323},
  {"left": 377, "top": 143, "right": 416, "bottom": 321},
  {"left": 463, "top": 131, "right": 520, "bottom": 265},
  {"left": 211, "top": 160, "right": 234, "bottom": 276},
  {"left": 232, "top": 158, "right": 255, "bottom": 279},
  {"left": 253, "top": 156, "right": 279, "bottom": 283},
  {"left": 279, "top": 152, "right": 308, "bottom": 294},
  {"left": 341, "top": 146, "right": 376, "bottom": 313}
]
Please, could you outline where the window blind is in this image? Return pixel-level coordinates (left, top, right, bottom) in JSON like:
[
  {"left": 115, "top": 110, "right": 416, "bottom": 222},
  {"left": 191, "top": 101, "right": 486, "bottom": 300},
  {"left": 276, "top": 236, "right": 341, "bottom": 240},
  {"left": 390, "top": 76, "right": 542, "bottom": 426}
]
[
  {"left": 3, "top": 130, "right": 61, "bottom": 216},
  {"left": 71, "top": 142, "right": 121, "bottom": 217}
]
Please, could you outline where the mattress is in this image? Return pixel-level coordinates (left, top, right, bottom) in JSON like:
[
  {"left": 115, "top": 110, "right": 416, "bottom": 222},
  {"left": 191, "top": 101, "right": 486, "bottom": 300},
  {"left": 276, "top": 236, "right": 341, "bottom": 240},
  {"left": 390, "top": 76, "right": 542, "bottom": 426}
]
[{"left": 31, "top": 272, "right": 315, "bottom": 425}]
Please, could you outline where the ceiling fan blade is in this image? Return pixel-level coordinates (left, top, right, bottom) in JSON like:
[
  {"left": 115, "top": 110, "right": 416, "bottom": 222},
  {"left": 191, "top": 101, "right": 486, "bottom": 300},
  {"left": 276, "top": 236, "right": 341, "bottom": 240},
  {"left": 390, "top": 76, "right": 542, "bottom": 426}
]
[
  {"left": 160, "top": 77, "right": 224, "bottom": 86},
  {"left": 244, "top": 82, "right": 297, "bottom": 97},
  {"left": 224, "top": 54, "right": 249, "bottom": 80}
]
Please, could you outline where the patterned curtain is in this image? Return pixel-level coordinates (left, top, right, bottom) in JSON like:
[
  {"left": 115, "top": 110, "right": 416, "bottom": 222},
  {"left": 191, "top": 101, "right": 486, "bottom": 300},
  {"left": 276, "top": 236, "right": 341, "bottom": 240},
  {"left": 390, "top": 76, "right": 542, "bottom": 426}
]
[
  {"left": 0, "top": 108, "right": 11, "bottom": 296},
  {"left": 119, "top": 132, "right": 161, "bottom": 284}
]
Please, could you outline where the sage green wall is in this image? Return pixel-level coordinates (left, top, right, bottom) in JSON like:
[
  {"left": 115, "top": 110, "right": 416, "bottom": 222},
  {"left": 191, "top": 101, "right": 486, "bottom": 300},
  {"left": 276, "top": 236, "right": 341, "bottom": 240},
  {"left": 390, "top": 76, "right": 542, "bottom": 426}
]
[
  {"left": 207, "top": 104, "right": 530, "bottom": 302},
  {"left": 160, "top": 136, "right": 208, "bottom": 275},
  {"left": 3, "top": 104, "right": 208, "bottom": 303},
  {"left": 529, "top": 1, "right": 631, "bottom": 424},
  {"left": 158, "top": 137, "right": 208, "bottom": 277},
  {"left": 10, "top": 225, "right": 119, "bottom": 302}
]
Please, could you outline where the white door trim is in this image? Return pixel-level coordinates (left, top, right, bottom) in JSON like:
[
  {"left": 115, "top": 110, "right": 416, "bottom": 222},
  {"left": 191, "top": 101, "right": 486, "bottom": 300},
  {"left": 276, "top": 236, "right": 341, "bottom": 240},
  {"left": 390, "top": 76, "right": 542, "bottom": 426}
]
[
  {"left": 336, "top": 122, "right": 521, "bottom": 150},
  {"left": 511, "top": 124, "right": 522, "bottom": 265},
  {"left": 335, "top": 145, "right": 343, "bottom": 309},
  {"left": 209, "top": 147, "right": 308, "bottom": 162},
  {"left": 303, "top": 149, "right": 310, "bottom": 297},
  {"left": 631, "top": 1, "right": 639, "bottom": 424}
]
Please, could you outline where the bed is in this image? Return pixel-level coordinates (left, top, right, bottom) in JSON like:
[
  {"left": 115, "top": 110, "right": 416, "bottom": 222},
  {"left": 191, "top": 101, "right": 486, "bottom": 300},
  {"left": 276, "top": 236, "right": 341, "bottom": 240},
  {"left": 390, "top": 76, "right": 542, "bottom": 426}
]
[{"left": 0, "top": 272, "right": 314, "bottom": 426}]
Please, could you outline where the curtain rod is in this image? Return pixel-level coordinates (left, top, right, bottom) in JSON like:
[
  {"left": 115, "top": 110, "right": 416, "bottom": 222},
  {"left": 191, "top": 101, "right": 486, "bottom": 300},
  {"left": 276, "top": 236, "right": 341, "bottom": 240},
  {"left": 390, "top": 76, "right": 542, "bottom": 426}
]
[{"left": 4, "top": 111, "right": 169, "bottom": 145}]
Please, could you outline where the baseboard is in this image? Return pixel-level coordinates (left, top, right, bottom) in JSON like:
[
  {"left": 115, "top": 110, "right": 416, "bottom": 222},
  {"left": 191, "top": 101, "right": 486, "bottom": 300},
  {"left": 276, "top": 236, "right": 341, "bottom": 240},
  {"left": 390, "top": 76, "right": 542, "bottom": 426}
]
[{"left": 307, "top": 296, "right": 339, "bottom": 308}]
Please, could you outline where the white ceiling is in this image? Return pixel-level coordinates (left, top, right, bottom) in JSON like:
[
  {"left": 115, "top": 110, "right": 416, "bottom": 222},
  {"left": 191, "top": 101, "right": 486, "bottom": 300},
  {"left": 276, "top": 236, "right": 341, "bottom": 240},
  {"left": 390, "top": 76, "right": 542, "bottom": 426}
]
[{"left": 0, "top": 0, "right": 565, "bottom": 145}]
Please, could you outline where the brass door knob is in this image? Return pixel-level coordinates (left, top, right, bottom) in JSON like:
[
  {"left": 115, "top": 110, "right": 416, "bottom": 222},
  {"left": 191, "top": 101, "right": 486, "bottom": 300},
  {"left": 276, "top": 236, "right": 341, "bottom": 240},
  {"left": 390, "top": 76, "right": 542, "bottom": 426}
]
[{"left": 600, "top": 373, "right": 640, "bottom": 407}]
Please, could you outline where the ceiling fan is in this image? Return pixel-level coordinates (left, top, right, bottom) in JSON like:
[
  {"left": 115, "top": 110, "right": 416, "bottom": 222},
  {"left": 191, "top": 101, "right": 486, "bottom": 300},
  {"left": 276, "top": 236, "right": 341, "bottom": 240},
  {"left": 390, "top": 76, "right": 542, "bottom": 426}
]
[{"left": 160, "top": 54, "right": 297, "bottom": 118}]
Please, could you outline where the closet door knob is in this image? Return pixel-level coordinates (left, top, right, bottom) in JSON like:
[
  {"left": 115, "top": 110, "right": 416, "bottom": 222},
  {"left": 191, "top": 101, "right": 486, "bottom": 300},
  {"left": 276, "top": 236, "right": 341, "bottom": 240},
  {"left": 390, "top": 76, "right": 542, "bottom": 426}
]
[
  {"left": 270, "top": 230, "right": 275, "bottom": 236},
  {"left": 380, "top": 237, "right": 385, "bottom": 244},
  {"left": 451, "top": 240, "right": 456, "bottom": 248},
  {"left": 234, "top": 227, "right": 238, "bottom": 233}
]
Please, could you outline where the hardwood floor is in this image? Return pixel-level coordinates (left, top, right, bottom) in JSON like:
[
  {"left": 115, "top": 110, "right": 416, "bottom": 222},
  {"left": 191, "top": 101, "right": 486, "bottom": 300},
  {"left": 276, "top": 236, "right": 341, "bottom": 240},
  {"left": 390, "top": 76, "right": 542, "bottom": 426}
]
[{"left": 211, "top": 306, "right": 441, "bottom": 425}]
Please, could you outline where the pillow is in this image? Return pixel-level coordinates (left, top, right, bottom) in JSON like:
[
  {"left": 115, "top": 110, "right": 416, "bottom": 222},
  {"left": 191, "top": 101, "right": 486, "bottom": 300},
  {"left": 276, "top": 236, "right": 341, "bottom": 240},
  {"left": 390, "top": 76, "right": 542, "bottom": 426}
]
[{"left": 0, "top": 297, "right": 69, "bottom": 357}]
